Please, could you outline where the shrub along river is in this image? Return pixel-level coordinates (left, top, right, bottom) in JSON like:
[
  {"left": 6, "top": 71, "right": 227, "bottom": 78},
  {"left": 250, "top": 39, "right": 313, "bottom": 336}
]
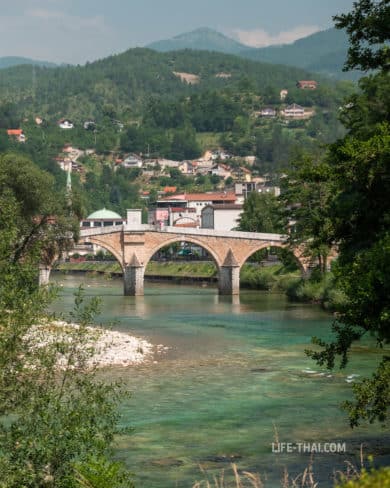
[{"left": 51, "top": 273, "right": 389, "bottom": 487}]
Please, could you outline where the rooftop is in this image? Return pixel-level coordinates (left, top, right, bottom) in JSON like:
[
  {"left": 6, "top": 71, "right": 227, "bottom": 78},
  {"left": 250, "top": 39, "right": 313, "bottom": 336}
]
[{"left": 86, "top": 208, "right": 123, "bottom": 220}]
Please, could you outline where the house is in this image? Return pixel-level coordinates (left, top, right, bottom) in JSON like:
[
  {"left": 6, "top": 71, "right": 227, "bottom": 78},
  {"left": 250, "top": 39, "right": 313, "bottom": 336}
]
[
  {"left": 7, "top": 129, "right": 25, "bottom": 142},
  {"left": 148, "top": 206, "right": 198, "bottom": 228},
  {"left": 157, "top": 159, "right": 181, "bottom": 170},
  {"left": 282, "top": 104, "right": 305, "bottom": 118},
  {"left": 163, "top": 186, "right": 177, "bottom": 195},
  {"left": 297, "top": 80, "right": 318, "bottom": 90},
  {"left": 122, "top": 154, "right": 143, "bottom": 169},
  {"left": 211, "top": 150, "right": 232, "bottom": 161},
  {"left": 201, "top": 204, "right": 243, "bottom": 231},
  {"left": 234, "top": 181, "right": 279, "bottom": 199},
  {"left": 149, "top": 191, "right": 238, "bottom": 226},
  {"left": 259, "top": 107, "right": 277, "bottom": 118},
  {"left": 58, "top": 119, "right": 74, "bottom": 129},
  {"left": 210, "top": 163, "right": 232, "bottom": 180}
]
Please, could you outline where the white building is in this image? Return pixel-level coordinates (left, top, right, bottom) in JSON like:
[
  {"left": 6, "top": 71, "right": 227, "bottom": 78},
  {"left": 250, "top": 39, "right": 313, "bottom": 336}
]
[
  {"left": 123, "top": 154, "right": 143, "bottom": 169},
  {"left": 282, "top": 104, "right": 305, "bottom": 118},
  {"left": 201, "top": 204, "right": 243, "bottom": 231},
  {"left": 259, "top": 107, "right": 277, "bottom": 117},
  {"left": 58, "top": 120, "right": 74, "bottom": 129},
  {"left": 150, "top": 192, "right": 238, "bottom": 227}
]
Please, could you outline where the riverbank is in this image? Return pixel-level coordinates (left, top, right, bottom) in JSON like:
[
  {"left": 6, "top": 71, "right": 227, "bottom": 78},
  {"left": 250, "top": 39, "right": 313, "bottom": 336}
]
[
  {"left": 55, "top": 261, "right": 299, "bottom": 290},
  {"left": 28, "top": 321, "right": 157, "bottom": 368},
  {"left": 55, "top": 261, "right": 345, "bottom": 310}
]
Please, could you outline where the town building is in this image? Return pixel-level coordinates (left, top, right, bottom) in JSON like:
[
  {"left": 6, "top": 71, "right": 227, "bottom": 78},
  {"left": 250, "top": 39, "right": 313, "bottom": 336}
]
[
  {"left": 148, "top": 192, "right": 238, "bottom": 227},
  {"left": 7, "top": 129, "right": 25, "bottom": 142},
  {"left": 201, "top": 204, "right": 243, "bottom": 231},
  {"left": 282, "top": 103, "right": 305, "bottom": 118},
  {"left": 296, "top": 80, "right": 318, "bottom": 90},
  {"left": 58, "top": 119, "right": 74, "bottom": 129},
  {"left": 259, "top": 107, "right": 277, "bottom": 118},
  {"left": 80, "top": 208, "right": 125, "bottom": 228},
  {"left": 122, "top": 154, "right": 143, "bottom": 169},
  {"left": 210, "top": 163, "right": 232, "bottom": 180}
]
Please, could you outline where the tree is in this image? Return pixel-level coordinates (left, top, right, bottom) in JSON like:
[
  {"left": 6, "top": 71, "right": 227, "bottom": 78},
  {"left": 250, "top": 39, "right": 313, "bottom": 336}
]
[
  {"left": 281, "top": 155, "right": 334, "bottom": 273},
  {"left": 0, "top": 153, "right": 79, "bottom": 266},
  {"left": 334, "top": 0, "right": 390, "bottom": 72},
  {"left": 307, "top": 0, "right": 390, "bottom": 426},
  {"left": 0, "top": 160, "right": 133, "bottom": 486},
  {"left": 238, "top": 192, "right": 287, "bottom": 234}
]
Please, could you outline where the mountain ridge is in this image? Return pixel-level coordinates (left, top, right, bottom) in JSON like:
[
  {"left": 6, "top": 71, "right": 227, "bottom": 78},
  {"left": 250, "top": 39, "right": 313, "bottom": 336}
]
[
  {"left": 147, "top": 27, "right": 358, "bottom": 79},
  {"left": 0, "top": 56, "right": 57, "bottom": 70},
  {"left": 147, "top": 27, "right": 250, "bottom": 55}
]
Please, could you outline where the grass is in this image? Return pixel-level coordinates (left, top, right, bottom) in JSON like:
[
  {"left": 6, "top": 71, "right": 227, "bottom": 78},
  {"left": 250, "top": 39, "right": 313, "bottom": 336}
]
[{"left": 196, "top": 132, "right": 222, "bottom": 152}]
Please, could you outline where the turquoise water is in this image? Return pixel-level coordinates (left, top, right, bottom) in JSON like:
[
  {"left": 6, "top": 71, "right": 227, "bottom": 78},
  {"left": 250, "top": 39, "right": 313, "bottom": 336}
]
[{"left": 51, "top": 273, "right": 389, "bottom": 487}]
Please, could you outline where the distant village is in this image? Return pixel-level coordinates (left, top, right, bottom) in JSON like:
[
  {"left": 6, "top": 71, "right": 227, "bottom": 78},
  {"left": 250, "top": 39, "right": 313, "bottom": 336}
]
[{"left": 5, "top": 80, "right": 319, "bottom": 237}]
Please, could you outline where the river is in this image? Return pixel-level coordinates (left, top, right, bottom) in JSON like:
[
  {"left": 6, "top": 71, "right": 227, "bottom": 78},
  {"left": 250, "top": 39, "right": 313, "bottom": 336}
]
[{"left": 51, "top": 273, "right": 389, "bottom": 488}]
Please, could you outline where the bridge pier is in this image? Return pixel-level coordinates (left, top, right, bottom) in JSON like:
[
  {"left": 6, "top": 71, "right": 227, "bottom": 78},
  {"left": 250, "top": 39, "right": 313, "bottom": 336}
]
[
  {"left": 123, "top": 255, "right": 145, "bottom": 296},
  {"left": 218, "top": 249, "right": 240, "bottom": 295},
  {"left": 38, "top": 265, "right": 51, "bottom": 286}
]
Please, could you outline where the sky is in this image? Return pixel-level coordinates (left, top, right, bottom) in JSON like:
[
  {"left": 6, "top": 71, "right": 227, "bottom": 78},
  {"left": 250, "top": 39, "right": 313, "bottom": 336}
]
[{"left": 0, "top": 0, "right": 356, "bottom": 64}]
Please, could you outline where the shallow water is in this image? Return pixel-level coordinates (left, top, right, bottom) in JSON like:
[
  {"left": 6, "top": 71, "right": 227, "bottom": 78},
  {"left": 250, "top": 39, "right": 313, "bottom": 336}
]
[{"left": 51, "top": 273, "right": 389, "bottom": 487}]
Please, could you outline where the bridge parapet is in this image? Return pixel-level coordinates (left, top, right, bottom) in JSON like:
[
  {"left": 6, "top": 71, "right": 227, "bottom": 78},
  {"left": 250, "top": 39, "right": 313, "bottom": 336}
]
[{"left": 80, "top": 224, "right": 287, "bottom": 243}]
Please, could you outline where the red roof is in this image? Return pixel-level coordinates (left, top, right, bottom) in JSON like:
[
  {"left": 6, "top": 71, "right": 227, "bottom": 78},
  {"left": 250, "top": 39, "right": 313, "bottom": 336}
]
[
  {"left": 7, "top": 129, "right": 23, "bottom": 136},
  {"left": 163, "top": 186, "right": 177, "bottom": 193},
  {"left": 160, "top": 192, "right": 236, "bottom": 203}
]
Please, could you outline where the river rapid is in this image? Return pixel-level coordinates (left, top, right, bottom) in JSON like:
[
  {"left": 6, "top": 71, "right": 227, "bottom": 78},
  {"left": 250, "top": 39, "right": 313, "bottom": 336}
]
[{"left": 50, "top": 273, "right": 389, "bottom": 488}]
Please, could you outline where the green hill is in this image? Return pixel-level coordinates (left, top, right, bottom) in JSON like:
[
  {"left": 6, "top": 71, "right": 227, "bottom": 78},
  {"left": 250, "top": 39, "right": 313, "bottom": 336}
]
[
  {"left": 147, "top": 27, "right": 249, "bottom": 55},
  {"left": 0, "top": 47, "right": 326, "bottom": 121},
  {"left": 0, "top": 56, "right": 57, "bottom": 69}
]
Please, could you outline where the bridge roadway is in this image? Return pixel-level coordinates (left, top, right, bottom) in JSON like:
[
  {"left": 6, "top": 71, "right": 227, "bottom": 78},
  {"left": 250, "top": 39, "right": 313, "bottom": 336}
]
[{"left": 74, "top": 224, "right": 310, "bottom": 296}]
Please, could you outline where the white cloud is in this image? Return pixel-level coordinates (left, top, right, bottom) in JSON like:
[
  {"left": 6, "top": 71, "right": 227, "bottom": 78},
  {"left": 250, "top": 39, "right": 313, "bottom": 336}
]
[{"left": 232, "top": 25, "right": 320, "bottom": 48}]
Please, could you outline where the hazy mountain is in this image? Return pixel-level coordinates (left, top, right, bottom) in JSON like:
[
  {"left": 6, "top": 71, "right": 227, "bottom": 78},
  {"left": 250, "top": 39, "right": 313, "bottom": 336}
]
[
  {"left": 239, "top": 28, "right": 359, "bottom": 79},
  {"left": 147, "top": 27, "right": 249, "bottom": 55},
  {"left": 0, "top": 56, "right": 57, "bottom": 69},
  {"left": 148, "top": 27, "right": 359, "bottom": 80}
]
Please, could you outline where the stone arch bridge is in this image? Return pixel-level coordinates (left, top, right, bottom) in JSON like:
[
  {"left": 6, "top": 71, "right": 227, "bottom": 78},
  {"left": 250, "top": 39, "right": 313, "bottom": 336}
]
[{"left": 68, "top": 224, "right": 315, "bottom": 296}]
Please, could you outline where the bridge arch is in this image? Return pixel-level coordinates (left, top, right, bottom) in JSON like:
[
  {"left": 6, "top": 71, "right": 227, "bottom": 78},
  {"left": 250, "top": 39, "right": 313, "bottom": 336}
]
[
  {"left": 239, "top": 242, "right": 306, "bottom": 275},
  {"left": 144, "top": 235, "right": 223, "bottom": 270},
  {"left": 83, "top": 236, "right": 124, "bottom": 270}
]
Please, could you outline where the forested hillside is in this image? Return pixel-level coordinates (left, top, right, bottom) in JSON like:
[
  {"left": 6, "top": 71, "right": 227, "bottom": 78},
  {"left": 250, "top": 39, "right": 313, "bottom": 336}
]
[
  {"left": 0, "top": 47, "right": 341, "bottom": 122},
  {"left": 0, "top": 46, "right": 356, "bottom": 217}
]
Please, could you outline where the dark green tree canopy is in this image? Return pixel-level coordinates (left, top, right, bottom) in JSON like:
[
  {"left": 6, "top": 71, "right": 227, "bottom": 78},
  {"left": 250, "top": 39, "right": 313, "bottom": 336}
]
[{"left": 334, "top": 0, "right": 390, "bottom": 72}]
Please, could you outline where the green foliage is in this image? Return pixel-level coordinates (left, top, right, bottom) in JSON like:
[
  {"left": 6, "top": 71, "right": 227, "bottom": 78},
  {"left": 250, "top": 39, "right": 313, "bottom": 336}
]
[
  {"left": 281, "top": 154, "right": 334, "bottom": 272},
  {"left": 0, "top": 160, "right": 132, "bottom": 486},
  {"left": 238, "top": 192, "right": 287, "bottom": 233},
  {"left": 334, "top": 0, "right": 390, "bottom": 72},
  {"left": 304, "top": 1, "right": 390, "bottom": 426},
  {"left": 74, "top": 456, "right": 134, "bottom": 488},
  {"left": 0, "top": 153, "right": 79, "bottom": 264},
  {"left": 335, "top": 467, "right": 390, "bottom": 488}
]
